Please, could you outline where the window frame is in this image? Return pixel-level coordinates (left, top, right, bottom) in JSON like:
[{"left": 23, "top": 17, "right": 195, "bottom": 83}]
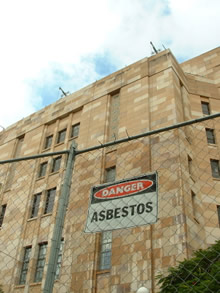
[
  {"left": 44, "top": 188, "right": 56, "bottom": 214},
  {"left": 0, "top": 204, "right": 7, "bottom": 227},
  {"left": 99, "top": 231, "right": 112, "bottom": 270},
  {"left": 34, "top": 242, "right": 48, "bottom": 283},
  {"left": 51, "top": 156, "right": 62, "bottom": 173},
  {"left": 191, "top": 191, "right": 199, "bottom": 223},
  {"left": 70, "top": 123, "right": 80, "bottom": 138},
  {"left": 104, "top": 166, "right": 116, "bottom": 183},
  {"left": 201, "top": 101, "right": 210, "bottom": 115},
  {"left": 187, "top": 155, "right": 193, "bottom": 176},
  {"left": 210, "top": 159, "right": 220, "bottom": 179},
  {"left": 217, "top": 205, "right": 220, "bottom": 227},
  {"left": 38, "top": 162, "right": 48, "bottom": 178},
  {"left": 98, "top": 167, "right": 116, "bottom": 271},
  {"left": 19, "top": 246, "right": 32, "bottom": 285},
  {"left": 44, "top": 135, "right": 53, "bottom": 149},
  {"left": 30, "top": 193, "right": 41, "bottom": 219},
  {"left": 57, "top": 129, "right": 66, "bottom": 144},
  {"left": 205, "top": 128, "right": 216, "bottom": 144}
]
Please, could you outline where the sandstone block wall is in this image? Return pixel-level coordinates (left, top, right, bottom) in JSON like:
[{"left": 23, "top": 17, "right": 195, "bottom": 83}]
[{"left": 0, "top": 48, "right": 219, "bottom": 293}]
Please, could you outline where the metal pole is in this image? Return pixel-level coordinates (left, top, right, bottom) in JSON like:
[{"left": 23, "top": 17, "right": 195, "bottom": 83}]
[
  {"left": 0, "top": 150, "right": 69, "bottom": 164},
  {"left": 43, "top": 142, "right": 76, "bottom": 293},
  {"left": 75, "top": 113, "right": 220, "bottom": 155}
]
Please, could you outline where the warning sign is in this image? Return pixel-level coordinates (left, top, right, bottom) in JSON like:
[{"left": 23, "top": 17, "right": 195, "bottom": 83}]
[{"left": 84, "top": 172, "right": 158, "bottom": 232}]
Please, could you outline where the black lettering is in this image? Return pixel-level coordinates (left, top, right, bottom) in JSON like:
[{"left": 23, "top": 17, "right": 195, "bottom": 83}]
[
  {"left": 114, "top": 208, "right": 121, "bottom": 219},
  {"left": 137, "top": 203, "right": 145, "bottom": 214},
  {"left": 99, "top": 210, "right": 105, "bottom": 221},
  {"left": 106, "top": 209, "right": 114, "bottom": 220},
  {"left": 130, "top": 204, "right": 137, "bottom": 216},
  {"left": 146, "top": 202, "right": 153, "bottom": 212},
  {"left": 122, "top": 206, "right": 129, "bottom": 217},
  {"left": 91, "top": 212, "right": 98, "bottom": 223}
]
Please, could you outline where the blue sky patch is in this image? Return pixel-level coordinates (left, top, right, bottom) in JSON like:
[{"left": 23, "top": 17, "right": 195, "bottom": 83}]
[
  {"left": 93, "top": 53, "right": 118, "bottom": 76},
  {"left": 162, "top": 2, "right": 171, "bottom": 16},
  {"left": 28, "top": 67, "right": 72, "bottom": 108}
]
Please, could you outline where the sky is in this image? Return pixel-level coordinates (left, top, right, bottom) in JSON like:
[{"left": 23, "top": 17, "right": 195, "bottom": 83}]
[{"left": 0, "top": 0, "right": 219, "bottom": 129}]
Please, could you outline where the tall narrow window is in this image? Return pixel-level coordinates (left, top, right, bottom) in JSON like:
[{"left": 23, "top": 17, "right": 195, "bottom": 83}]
[
  {"left": 57, "top": 129, "right": 66, "bottom": 144},
  {"left": 217, "top": 206, "right": 220, "bottom": 227},
  {"left": 19, "top": 246, "right": 32, "bottom": 285},
  {"left": 108, "top": 92, "right": 120, "bottom": 141},
  {"left": 44, "top": 135, "right": 53, "bottom": 149},
  {"left": 55, "top": 238, "right": 64, "bottom": 279},
  {"left": 34, "top": 243, "right": 47, "bottom": 282},
  {"left": 38, "top": 162, "right": 47, "bottom": 178},
  {"left": 206, "top": 128, "right": 215, "bottom": 144},
  {"left": 71, "top": 123, "right": 80, "bottom": 138},
  {"left": 0, "top": 204, "right": 7, "bottom": 227},
  {"left": 188, "top": 155, "right": 192, "bottom": 176},
  {"left": 98, "top": 167, "right": 115, "bottom": 271},
  {"left": 104, "top": 166, "right": 116, "bottom": 183},
  {"left": 44, "top": 188, "right": 56, "bottom": 214},
  {"left": 99, "top": 231, "right": 112, "bottom": 270},
  {"left": 191, "top": 191, "right": 199, "bottom": 222},
  {"left": 210, "top": 159, "right": 220, "bottom": 178},
  {"left": 15, "top": 136, "right": 24, "bottom": 157},
  {"left": 51, "top": 156, "right": 62, "bottom": 173},
  {"left": 30, "top": 193, "right": 41, "bottom": 218},
  {"left": 5, "top": 135, "right": 24, "bottom": 190},
  {"left": 201, "top": 101, "right": 210, "bottom": 115}
]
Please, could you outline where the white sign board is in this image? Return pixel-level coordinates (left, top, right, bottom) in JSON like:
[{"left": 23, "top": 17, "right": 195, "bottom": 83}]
[{"left": 84, "top": 172, "right": 158, "bottom": 232}]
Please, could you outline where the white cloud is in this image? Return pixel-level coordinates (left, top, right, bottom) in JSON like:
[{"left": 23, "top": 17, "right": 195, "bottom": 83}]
[
  {"left": 0, "top": 0, "right": 219, "bottom": 128},
  {"left": 163, "top": 0, "right": 220, "bottom": 59}
]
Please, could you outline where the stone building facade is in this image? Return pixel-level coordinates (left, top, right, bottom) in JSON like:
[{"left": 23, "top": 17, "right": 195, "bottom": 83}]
[{"left": 0, "top": 47, "right": 219, "bottom": 293}]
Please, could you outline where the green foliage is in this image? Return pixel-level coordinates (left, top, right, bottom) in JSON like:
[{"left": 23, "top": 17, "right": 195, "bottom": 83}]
[{"left": 156, "top": 241, "right": 220, "bottom": 292}]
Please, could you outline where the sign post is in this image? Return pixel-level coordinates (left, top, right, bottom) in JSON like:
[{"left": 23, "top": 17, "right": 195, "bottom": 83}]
[{"left": 85, "top": 172, "right": 158, "bottom": 232}]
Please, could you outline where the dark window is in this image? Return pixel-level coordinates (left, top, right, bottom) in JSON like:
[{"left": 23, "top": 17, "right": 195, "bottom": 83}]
[
  {"left": 51, "top": 157, "right": 62, "bottom": 173},
  {"left": 71, "top": 123, "right": 80, "bottom": 138},
  {"left": 210, "top": 159, "right": 220, "bottom": 178},
  {"left": 38, "top": 162, "right": 47, "bottom": 177},
  {"left": 99, "top": 231, "right": 112, "bottom": 270},
  {"left": 201, "top": 101, "right": 210, "bottom": 115},
  {"left": 191, "top": 191, "right": 199, "bottom": 222},
  {"left": 30, "top": 193, "right": 41, "bottom": 218},
  {"left": 0, "top": 204, "right": 7, "bottom": 227},
  {"left": 44, "top": 188, "right": 56, "bottom": 214},
  {"left": 217, "top": 206, "right": 220, "bottom": 227},
  {"left": 34, "top": 243, "right": 47, "bottom": 282},
  {"left": 187, "top": 156, "right": 192, "bottom": 176},
  {"left": 14, "top": 136, "right": 24, "bottom": 158},
  {"left": 5, "top": 136, "right": 24, "bottom": 190},
  {"left": 55, "top": 239, "right": 64, "bottom": 279},
  {"left": 19, "top": 246, "right": 32, "bottom": 284},
  {"left": 206, "top": 128, "right": 216, "bottom": 144},
  {"left": 98, "top": 167, "right": 115, "bottom": 271},
  {"left": 104, "top": 167, "right": 116, "bottom": 183},
  {"left": 108, "top": 92, "right": 120, "bottom": 141},
  {"left": 44, "top": 135, "right": 53, "bottom": 149},
  {"left": 57, "top": 129, "right": 66, "bottom": 144}
]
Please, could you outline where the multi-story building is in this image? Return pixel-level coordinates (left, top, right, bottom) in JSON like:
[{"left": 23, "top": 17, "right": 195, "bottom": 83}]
[{"left": 0, "top": 47, "right": 219, "bottom": 293}]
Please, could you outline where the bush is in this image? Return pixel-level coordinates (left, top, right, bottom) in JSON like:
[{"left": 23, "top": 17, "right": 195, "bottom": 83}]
[{"left": 156, "top": 240, "right": 220, "bottom": 292}]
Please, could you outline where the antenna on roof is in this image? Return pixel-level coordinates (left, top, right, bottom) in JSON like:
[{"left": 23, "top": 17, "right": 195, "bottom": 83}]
[
  {"left": 0, "top": 125, "right": 5, "bottom": 131},
  {"left": 150, "top": 41, "right": 158, "bottom": 54},
  {"left": 59, "top": 87, "right": 69, "bottom": 97}
]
